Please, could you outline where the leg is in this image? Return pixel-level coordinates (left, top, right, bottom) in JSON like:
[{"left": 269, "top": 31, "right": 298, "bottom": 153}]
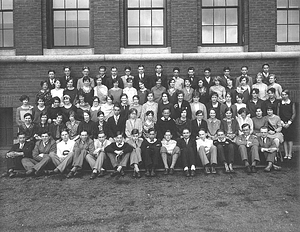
[
  {"left": 198, "top": 146, "right": 209, "bottom": 166},
  {"left": 21, "top": 158, "right": 38, "bottom": 171},
  {"left": 33, "top": 155, "right": 51, "bottom": 172},
  {"left": 170, "top": 146, "right": 180, "bottom": 169},
  {"left": 94, "top": 151, "right": 106, "bottom": 172},
  {"left": 56, "top": 151, "right": 74, "bottom": 173},
  {"left": 119, "top": 153, "right": 130, "bottom": 167},
  {"left": 209, "top": 145, "right": 217, "bottom": 165},
  {"left": 72, "top": 149, "right": 88, "bottom": 170},
  {"left": 85, "top": 153, "right": 96, "bottom": 169},
  {"left": 250, "top": 145, "right": 260, "bottom": 166},
  {"left": 238, "top": 145, "right": 249, "bottom": 166},
  {"left": 216, "top": 144, "right": 226, "bottom": 164},
  {"left": 283, "top": 141, "right": 288, "bottom": 158},
  {"left": 130, "top": 148, "right": 142, "bottom": 167},
  {"left": 160, "top": 146, "right": 169, "bottom": 169},
  {"left": 107, "top": 152, "right": 118, "bottom": 168},
  {"left": 49, "top": 153, "right": 61, "bottom": 167},
  {"left": 288, "top": 141, "right": 293, "bottom": 158}
]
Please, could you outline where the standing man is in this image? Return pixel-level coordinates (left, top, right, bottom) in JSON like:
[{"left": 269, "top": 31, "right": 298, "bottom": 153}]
[
  {"left": 187, "top": 67, "right": 198, "bottom": 90},
  {"left": 154, "top": 64, "right": 168, "bottom": 89},
  {"left": 203, "top": 68, "right": 214, "bottom": 89},
  {"left": 220, "top": 67, "right": 233, "bottom": 87},
  {"left": 107, "top": 103, "right": 126, "bottom": 141},
  {"left": 77, "top": 66, "right": 95, "bottom": 89},
  {"left": 105, "top": 67, "right": 124, "bottom": 89},
  {"left": 235, "top": 66, "right": 253, "bottom": 88},
  {"left": 134, "top": 65, "right": 152, "bottom": 90},
  {"left": 46, "top": 70, "right": 56, "bottom": 90},
  {"left": 59, "top": 66, "right": 75, "bottom": 89}
]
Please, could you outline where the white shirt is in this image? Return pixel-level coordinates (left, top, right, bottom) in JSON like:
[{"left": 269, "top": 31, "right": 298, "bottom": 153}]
[
  {"left": 161, "top": 139, "right": 177, "bottom": 154},
  {"left": 93, "top": 139, "right": 111, "bottom": 154},
  {"left": 57, "top": 139, "right": 75, "bottom": 160},
  {"left": 196, "top": 138, "right": 213, "bottom": 154},
  {"left": 123, "top": 87, "right": 137, "bottom": 105}
]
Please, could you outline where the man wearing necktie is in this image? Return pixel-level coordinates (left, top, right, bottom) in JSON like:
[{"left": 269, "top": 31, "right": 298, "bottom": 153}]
[
  {"left": 46, "top": 69, "right": 56, "bottom": 90},
  {"left": 235, "top": 66, "right": 253, "bottom": 88}
]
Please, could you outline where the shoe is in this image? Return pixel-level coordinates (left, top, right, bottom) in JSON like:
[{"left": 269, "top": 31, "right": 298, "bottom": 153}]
[
  {"left": 251, "top": 166, "right": 257, "bottom": 173},
  {"left": 273, "top": 165, "right": 282, "bottom": 171},
  {"left": 145, "top": 169, "right": 151, "bottom": 177},
  {"left": 9, "top": 171, "right": 16, "bottom": 178},
  {"left": 287, "top": 155, "right": 292, "bottom": 160},
  {"left": 90, "top": 172, "right": 97, "bottom": 180},
  {"left": 169, "top": 168, "right": 174, "bottom": 175},
  {"left": 190, "top": 170, "right": 195, "bottom": 177},
  {"left": 66, "top": 171, "right": 74, "bottom": 178},
  {"left": 224, "top": 163, "right": 229, "bottom": 173},
  {"left": 264, "top": 166, "right": 271, "bottom": 172},
  {"left": 283, "top": 155, "right": 288, "bottom": 159},
  {"left": 26, "top": 168, "right": 35, "bottom": 176},
  {"left": 246, "top": 166, "right": 252, "bottom": 173},
  {"left": 111, "top": 170, "right": 119, "bottom": 177},
  {"left": 229, "top": 164, "right": 235, "bottom": 173},
  {"left": 44, "top": 170, "right": 55, "bottom": 175},
  {"left": 163, "top": 168, "right": 169, "bottom": 175},
  {"left": 132, "top": 171, "right": 137, "bottom": 178},
  {"left": 150, "top": 169, "right": 156, "bottom": 177},
  {"left": 120, "top": 169, "right": 125, "bottom": 176},
  {"left": 35, "top": 169, "right": 44, "bottom": 176},
  {"left": 53, "top": 168, "right": 60, "bottom": 174},
  {"left": 185, "top": 170, "right": 190, "bottom": 177},
  {"left": 73, "top": 170, "right": 82, "bottom": 177},
  {"left": 136, "top": 171, "right": 141, "bottom": 178},
  {"left": 204, "top": 167, "right": 211, "bottom": 174},
  {"left": 211, "top": 166, "right": 217, "bottom": 174},
  {"left": 98, "top": 170, "right": 105, "bottom": 177}
]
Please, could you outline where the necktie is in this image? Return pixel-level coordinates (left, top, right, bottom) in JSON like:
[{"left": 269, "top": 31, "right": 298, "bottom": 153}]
[
  {"left": 185, "top": 139, "right": 188, "bottom": 145},
  {"left": 19, "top": 143, "right": 24, "bottom": 149}
]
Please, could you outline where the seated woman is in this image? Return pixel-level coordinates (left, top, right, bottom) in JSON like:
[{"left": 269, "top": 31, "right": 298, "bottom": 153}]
[
  {"left": 141, "top": 91, "right": 158, "bottom": 122},
  {"left": 142, "top": 110, "right": 155, "bottom": 139},
  {"left": 209, "top": 76, "right": 226, "bottom": 103},
  {"left": 61, "top": 95, "right": 77, "bottom": 123},
  {"left": 47, "top": 96, "right": 62, "bottom": 124},
  {"left": 266, "top": 106, "right": 284, "bottom": 148},
  {"left": 36, "top": 80, "right": 52, "bottom": 106},
  {"left": 35, "top": 112, "right": 49, "bottom": 140},
  {"left": 78, "top": 76, "right": 94, "bottom": 106},
  {"left": 234, "top": 93, "right": 247, "bottom": 112},
  {"left": 63, "top": 78, "right": 78, "bottom": 105},
  {"left": 18, "top": 113, "right": 37, "bottom": 146},
  {"left": 50, "top": 79, "right": 64, "bottom": 106},
  {"left": 65, "top": 110, "right": 80, "bottom": 141},
  {"left": 90, "top": 96, "right": 101, "bottom": 123},
  {"left": 100, "top": 95, "right": 114, "bottom": 121},
  {"left": 167, "top": 78, "right": 178, "bottom": 105},
  {"left": 32, "top": 97, "right": 48, "bottom": 125},
  {"left": 196, "top": 78, "right": 209, "bottom": 105},
  {"left": 16, "top": 95, "right": 34, "bottom": 126},
  {"left": 236, "top": 107, "right": 253, "bottom": 135},
  {"left": 125, "top": 108, "right": 143, "bottom": 138},
  {"left": 75, "top": 94, "right": 91, "bottom": 121},
  {"left": 127, "top": 129, "right": 143, "bottom": 178},
  {"left": 252, "top": 107, "right": 268, "bottom": 137},
  {"left": 190, "top": 91, "right": 207, "bottom": 120},
  {"left": 157, "top": 92, "right": 173, "bottom": 119},
  {"left": 236, "top": 76, "right": 251, "bottom": 103},
  {"left": 182, "top": 78, "right": 194, "bottom": 103},
  {"left": 129, "top": 95, "right": 142, "bottom": 118},
  {"left": 220, "top": 107, "right": 239, "bottom": 142},
  {"left": 108, "top": 79, "right": 123, "bottom": 104},
  {"left": 175, "top": 108, "right": 191, "bottom": 138},
  {"left": 207, "top": 108, "right": 221, "bottom": 140}
]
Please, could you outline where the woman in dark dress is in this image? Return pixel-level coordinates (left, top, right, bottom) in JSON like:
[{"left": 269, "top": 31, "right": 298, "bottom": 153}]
[
  {"left": 36, "top": 80, "right": 52, "bottom": 106},
  {"left": 278, "top": 89, "right": 296, "bottom": 160},
  {"left": 172, "top": 90, "right": 192, "bottom": 120},
  {"left": 47, "top": 96, "right": 62, "bottom": 124},
  {"left": 78, "top": 76, "right": 94, "bottom": 106}
]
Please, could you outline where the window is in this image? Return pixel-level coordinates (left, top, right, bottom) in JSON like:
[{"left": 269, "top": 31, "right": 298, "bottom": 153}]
[
  {"left": 277, "top": 0, "right": 300, "bottom": 43},
  {"left": 201, "top": 0, "right": 239, "bottom": 45},
  {"left": 126, "top": 0, "right": 166, "bottom": 46},
  {"left": 0, "top": 0, "right": 13, "bottom": 48},
  {"left": 52, "top": 0, "right": 90, "bottom": 47}
]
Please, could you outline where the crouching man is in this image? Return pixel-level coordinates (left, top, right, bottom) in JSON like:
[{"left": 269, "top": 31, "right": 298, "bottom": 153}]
[
  {"left": 23, "top": 132, "right": 57, "bottom": 176},
  {"left": 105, "top": 131, "right": 133, "bottom": 177}
]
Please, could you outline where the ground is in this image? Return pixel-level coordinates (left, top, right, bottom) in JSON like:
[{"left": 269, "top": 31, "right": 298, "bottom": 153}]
[{"left": 0, "top": 151, "right": 299, "bottom": 232}]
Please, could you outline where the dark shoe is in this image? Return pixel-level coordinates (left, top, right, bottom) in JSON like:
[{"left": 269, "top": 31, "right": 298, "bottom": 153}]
[
  {"left": 90, "top": 172, "right": 97, "bottom": 180},
  {"left": 132, "top": 171, "right": 137, "bottom": 178},
  {"left": 204, "top": 167, "right": 211, "bottom": 174},
  {"left": 111, "top": 170, "right": 119, "bottom": 177},
  {"left": 246, "top": 166, "right": 252, "bottom": 173},
  {"left": 35, "top": 169, "right": 44, "bottom": 177},
  {"left": 145, "top": 169, "right": 151, "bottom": 177},
  {"left": 251, "top": 166, "right": 257, "bottom": 173},
  {"left": 190, "top": 170, "right": 195, "bottom": 177},
  {"left": 120, "top": 169, "right": 125, "bottom": 176},
  {"left": 163, "top": 168, "right": 169, "bottom": 175},
  {"left": 185, "top": 170, "right": 190, "bottom": 177},
  {"left": 9, "top": 171, "right": 16, "bottom": 178},
  {"left": 44, "top": 170, "right": 55, "bottom": 175},
  {"left": 229, "top": 168, "right": 235, "bottom": 173},
  {"left": 26, "top": 168, "right": 35, "bottom": 176},
  {"left": 273, "top": 165, "right": 282, "bottom": 171},
  {"left": 98, "top": 170, "right": 106, "bottom": 177},
  {"left": 211, "top": 166, "right": 217, "bottom": 174},
  {"left": 264, "top": 165, "right": 272, "bottom": 172},
  {"left": 169, "top": 168, "right": 174, "bottom": 175},
  {"left": 136, "top": 171, "right": 141, "bottom": 178},
  {"left": 66, "top": 171, "right": 74, "bottom": 179},
  {"left": 150, "top": 169, "right": 156, "bottom": 177},
  {"left": 73, "top": 170, "right": 82, "bottom": 177}
]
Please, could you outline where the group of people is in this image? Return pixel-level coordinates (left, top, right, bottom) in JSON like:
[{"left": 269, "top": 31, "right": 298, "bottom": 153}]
[{"left": 5, "top": 63, "right": 296, "bottom": 179}]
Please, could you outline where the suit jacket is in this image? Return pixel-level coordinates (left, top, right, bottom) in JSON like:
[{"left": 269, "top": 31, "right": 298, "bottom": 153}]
[
  {"left": 220, "top": 118, "right": 239, "bottom": 137},
  {"left": 8, "top": 142, "right": 34, "bottom": 158},
  {"left": 202, "top": 77, "right": 214, "bottom": 89},
  {"left": 32, "top": 138, "right": 57, "bottom": 161},
  {"left": 153, "top": 73, "right": 169, "bottom": 89},
  {"left": 177, "top": 137, "right": 197, "bottom": 154},
  {"left": 104, "top": 76, "right": 124, "bottom": 89},
  {"left": 134, "top": 74, "right": 153, "bottom": 90},
  {"left": 187, "top": 75, "right": 199, "bottom": 90},
  {"left": 73, "top": 137, "right": 95, "bottom": 154},
  {"left": 48, "top": 122, "right": 66, "bottom": 140},
  {"left": 59, "top": 75, "right": 77, "bottom": 89},
  {"left": 257, "top": 136, "right": 276, "bottom": 149},
  {"left": 173, "top": 100, "right": 192, "bottom": 119},
  {"left": 107, "top": 115, "right": 126, "bottom": 139},
  {"left": 235, "top": 134, "right": 259, "bottom": 147},
  {"left": 191, "top": 119, "right": 208, "bottom": 139},
  {"left": 46, "top": 78, "right": 56, "bottom": 90}
]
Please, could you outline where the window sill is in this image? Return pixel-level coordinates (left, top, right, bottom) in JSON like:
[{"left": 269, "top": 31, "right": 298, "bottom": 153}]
[
  {"left": 43, "top": 48, "right": 94, "bottom": 55},
  {"left": 198, "top": 46, "right": 246, "bottom": 53},
  {"left": 120, "top": 47, "right": 171, "bottom": 54},
  {"left": 0, "top": 49, "right": 16, "bottom": 56},
  {"left": 275, "top": 45, "right": 300, "bottom": 52}
]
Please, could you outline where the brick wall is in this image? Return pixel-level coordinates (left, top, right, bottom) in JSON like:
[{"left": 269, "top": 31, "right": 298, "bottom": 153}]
[
  {"left": 14, "top": 0, "right": 43, "bottom": 55},
  {"left": 248, "top": 0, "right": 276, "bottom": 52}
]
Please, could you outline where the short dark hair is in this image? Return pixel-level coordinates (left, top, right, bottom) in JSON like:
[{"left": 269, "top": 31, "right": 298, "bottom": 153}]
[
  {"left": 173, "top": 67, "right": 180, "bottom": 72},
  {"left": 48, "top": 69, "right": 55, "bottom": 74},
  {"left": 19, "top": 95, "right": 29, "bottom": 102},
  {"left": 223, "top": 67, "right": 230, "bottom": 72},
  {"left": 97, "top": 111, "right": 104, "bottom": 117},
  {"left": 99, "top": 66, "right": 106, "bottom": 71},
  {"left": 23, "top": 113, "right": 33, "bottom": 120},
  {"left": 204, "top": 67, "right": 211, "bottom": 72}
]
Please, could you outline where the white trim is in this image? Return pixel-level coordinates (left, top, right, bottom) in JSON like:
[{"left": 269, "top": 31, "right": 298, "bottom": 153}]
[
  {"left": 198, "top": 46, "right": 245, "bottom": 53},
  {"left": 0, "top": 49, "right": 16, "bottom": 56},
  {"left": 275, "top": 45, "right": 300, "bottom": 52},
  {"left": 120, "top": 47, "right": 171, "bottom": 54},
  {"left": 43, "top": 48, "right": 94, "bottom": 55}
]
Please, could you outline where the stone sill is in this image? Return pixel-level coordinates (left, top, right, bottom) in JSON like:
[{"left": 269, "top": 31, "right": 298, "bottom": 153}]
[
  {"left": 120, "top": 47, "right": 171, "bottom": 54},
  {"left": 275, "top": 45, "right": 300, "bottom": 52},
  {"left": 0, "top": 49, "right": 16, "bottom": 56},
  {"left": 43, "top": 48, "right": 94, "bottom": 55},
  {"left": 198, "top": 46, "right": 246, "bottom": 53}
]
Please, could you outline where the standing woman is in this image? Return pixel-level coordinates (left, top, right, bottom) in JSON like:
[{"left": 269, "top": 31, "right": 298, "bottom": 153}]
[
  {"left": 90, "top": 96, "right": 101, "bottom": 123},
  {"left": 182, "top": 78, "right": 194, "bottom": 103},
  {"left": 173, "top": 90, "right": 192, "bottom": 120},
  {"left": 141, "top": 91, "right": 158, "bottom": 122},
  {"left": 61, "top": 95, "right": 77, "bottom": 123},
  {"left": 94, "top": 76, "right": 108, "bottom": 104},
  {"left": 16, "top": 95, "right": 34, "bottom": 126},
  {"left": 209, "top": 76, "right": 226, "bottom": 103},
  {"left": 32, "top": 97, "right": 48, "bottom": 124},
  {"left": 167, "top": 79, "right": 178, "bottom": 105},
  {"left": 63, "top": 78, "right": 78, "bottom": 105},
  {"left": 125, "top": 108, "right": 143, "bottom": 138},
  {"left": 190, "top": 91, "right": 207, "bottom": 120},
  {"left": 78, "top": 76, "right": 94, "bottom": 107},
  {"left": 207, "top": 108, "right": 221, "bottom": 140},
  {"left": 196, "top": 79, "right": 209, "bottom": 105},
  {"left": 158, "top": 92, "right": 173, "bottom": 119},
  {"left": 279, "top": 89, "right": 296, "bottom": 160},
  {"left": 50, "top": 79, "right": 64, "bottom": 106},
  {"left": 36, "top": 81, "right": 52, "bottom": 106},
  {"left": 129, "top": 95, "right": 142, "bottom": 118}
]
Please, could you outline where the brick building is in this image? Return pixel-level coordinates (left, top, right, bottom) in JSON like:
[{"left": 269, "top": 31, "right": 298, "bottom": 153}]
[{"left": 0, "top": 0, "right": 299, "bottom": 147}]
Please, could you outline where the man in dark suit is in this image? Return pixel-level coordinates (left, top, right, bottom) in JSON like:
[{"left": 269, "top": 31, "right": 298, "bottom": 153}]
[
  {"left": 177, "top": 128, "right": 197, "bottom": 177},
  {"left": 187, "top": 67, "right": 199, "bottom": 90},
  {"left": 203, "top": 68, "right": 214, "bottom": 89},
  {"left": 154, "top": 64, "right": 168, "bottom": 89},
  {"left": 46, "top": 69, "right": 56, "bottom": 90},
  {"left": 106, "top": 103, "right": 126, "bottom": 141},
  {"left": 4, "top": 132, "right": 34, "bottom": 178},
  {"left": 104, "top": 66, "right": 124, "bottom": 89},
  {"left": 134, "top": 64, "right": 153, "bottom": 90},
  {"left": 220, "top": 67, "right": 234, "bottom": 87},
  {"left": 59, "top": 66, "right": 76, "bottom": 89},
  {"left": 258, "top": 127, "right": 281, "bottom": 172},
  {"left": 191, "top": 110, "right": 208, "bottom": 139}
]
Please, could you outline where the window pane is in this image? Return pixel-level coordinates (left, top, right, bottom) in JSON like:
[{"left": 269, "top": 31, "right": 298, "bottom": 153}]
[
  {"left": 277, "top": 25, "right": 287, "bottom": 42},
  {"left": 202, "top": 9, "right": 213, "bottom": 25},
  {"left": 54, "top": 28, "right": 65, "bottom": 46},
  {"left": 140, "top": 10, "right": 151, "bottom": 26},
  {"left": 78, "top": 10, "right": 89, "bottom": 27},
  {"left": 226, "top": 0, "right": 238, "bottom": 6},
  {"left": 66, "top": 11, "right": 77, "bottom": 27},
  {"left": 152, "top": 0, "right": 164, "bottom": 7},
  {"left": 3, "top": 12, "right": 13, "bottom": 29},
  {"left": 66, "top": 0, "right": 77, "bottom": 8},
  {"left": 53, "top": 0, "right": 64, "bottom": 8},
  {"left": 128, "top": 0, "right": 139, "bottom": 8},
  {"left": 214, "top": 9, "right": 225, "bottom": 25},
  {"left": 214, "top": 26, "right": 225, "bottom": 43},
  {"left": 152, "top": 27, "right": 163, "bottom": 45},
  {"left": 288, "top": 10, "right": 299, "bottom": 24},
  {"left": 128, "top": 10, "right": 139, "bottom": 26},
  {"left": 54, "top": 11, "right": 65, "bottom": 27},
  {"left": 214, "top": 0, "right": 225, "bottom": 6},
  {"left": 277, "top": 10, "right": 287, "bottom": 24},
  {"left": 78, "top": 0, "right": 89, "bottom": 8},
  {"left": 277, "top": 0, "right": 288, "bottom": 8},
  {"left": 3, "top": 29, "right": 13, "bottom": 47},
  {"left": 0, "top": 13, "right": 2, "bottom": 28},
  {"left": 2, "top": 0, "right": 13, "bottom": 10},
  {"left": 140, "top": 27, "right": 151, "bottom": 44},
  {"left": 226, "top": 26, "right": 237, "bottom": 43},
  {"left": 128, "top": 28, "right": 139, "bottom": 45},
  {"left": 202, "top": 0, "right": 213, "bottom": 6},
  {"left": 78, "top": 28, "right": 89, "bottom": 45},
  {"left": 0, "top": 31, "right": 2, "bottom": 46},
  {"left": 202, "top": 26, "right": 213, "bottom": 43},
  {"left": 289, "top": 0, "right": 300, "bottom": 8},
  {"left": 152, "top": 10, "right": 163, "bottom": 26},
  {"left": 288, "top": 25, "right": 299, "bottom": 42},
  {"left": 226, "top": 8, "right": 237, "bottom": 25},
  {"left": 140, "top": 0, "right": 151, "bottom": 7},
  {"left": 66, "top": 28, "right": 77, "bottom": 45}
]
